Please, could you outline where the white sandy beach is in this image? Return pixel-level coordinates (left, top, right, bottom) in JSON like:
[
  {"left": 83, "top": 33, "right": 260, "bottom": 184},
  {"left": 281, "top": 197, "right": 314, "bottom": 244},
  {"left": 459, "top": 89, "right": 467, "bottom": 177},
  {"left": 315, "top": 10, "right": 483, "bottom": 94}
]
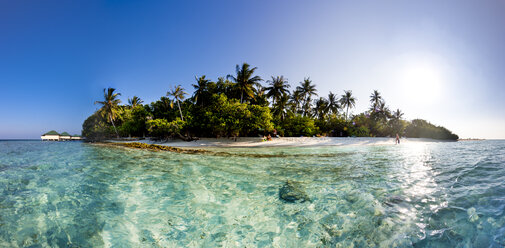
[{"left": 108, "top": 137, "right": 445, "bottom": 148}]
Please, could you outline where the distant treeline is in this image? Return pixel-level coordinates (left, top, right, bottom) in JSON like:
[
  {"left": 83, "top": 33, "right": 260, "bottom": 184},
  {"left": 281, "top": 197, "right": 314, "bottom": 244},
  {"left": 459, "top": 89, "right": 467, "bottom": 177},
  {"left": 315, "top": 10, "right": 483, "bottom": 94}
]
[{"left": 82, "top": 63, "right": 459, "bottom": 141}]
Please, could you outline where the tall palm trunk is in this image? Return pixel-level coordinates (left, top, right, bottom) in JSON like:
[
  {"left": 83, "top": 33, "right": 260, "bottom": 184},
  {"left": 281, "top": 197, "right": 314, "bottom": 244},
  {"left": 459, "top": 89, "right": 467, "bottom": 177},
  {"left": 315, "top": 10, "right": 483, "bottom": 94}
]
[
  {"left": 177, "top": 100, "right": 184, "bottom": 121},
  {"left": 303, "top": 97, "right": 309, "bottom": 117},
  {"left": 110, "top": 115, "right": 120, "bottom": 138},
  {"left": 301, "top": 98, "right": 306, "bottom": 117},
  {"left": 346, "top": 106, "right": 349, "bottom": 121},
  {"left": 240, "top": 91, "right": 243, "bottom": 103}
]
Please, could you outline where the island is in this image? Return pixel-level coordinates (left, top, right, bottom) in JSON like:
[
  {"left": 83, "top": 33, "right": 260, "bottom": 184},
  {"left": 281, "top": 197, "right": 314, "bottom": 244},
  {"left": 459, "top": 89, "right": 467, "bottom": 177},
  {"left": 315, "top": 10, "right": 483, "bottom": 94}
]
[{"left": 82, "top": 63, "right": 458, "bottom": 143}]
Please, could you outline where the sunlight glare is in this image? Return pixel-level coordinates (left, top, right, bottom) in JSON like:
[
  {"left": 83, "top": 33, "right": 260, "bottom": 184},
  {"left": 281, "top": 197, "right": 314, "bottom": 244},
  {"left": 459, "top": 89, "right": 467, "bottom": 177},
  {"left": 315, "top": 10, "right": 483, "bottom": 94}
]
[{"left": 399, "top": 61, "right": 444, "bottom": 103}]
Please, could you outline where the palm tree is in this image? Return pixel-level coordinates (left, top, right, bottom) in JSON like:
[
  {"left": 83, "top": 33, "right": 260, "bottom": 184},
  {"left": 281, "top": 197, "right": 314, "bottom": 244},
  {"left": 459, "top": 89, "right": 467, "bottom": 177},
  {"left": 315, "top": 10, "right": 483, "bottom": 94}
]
[
  {"left": 192, "top": 75, "right": 210, "bottom": 105},
  {"left": 340, "top": 90, "right": 356, "bottom": 121},
  {"left": 370, "top": 90, "right": 382, "bottom": 111},
  {"left": 265, "top": 76, "right": 290, "bottom": 106},
  {"left": 252, "top": 83, "right": 269, "bottom": 106},
  {"left": 314, "top": 97, "right": 329, "bottom": 120},
  {"left": 95, "top": 88, "right": 122, "bottom": 138},
  {"left": 392, "top": 108, "right": 404, "bottom": 120},
  {"left": 272, "top": 93, "right": 290, "bottom": 121},
  {"left": 227, "top": 63, "right": 263, "bottom": 103},
  {"left": 128, "top": 96, "right": 143, "bottom": 108},
  {"left": 378, "top": 100, "right": 390, "bottom": 117},
  {"left": 327, "top": 92, "right": 340, "bottom": 116},
  {"left": 254, "top": 83, "right": 265, "bottom": 97},
  {"left": 167, "top": 85, "right": 187, "bottom": 121},
  {"left": 289, "top": 89, "right": 303, "bottom": 114},
  {"left": 296, "top": 77, "right": 317, "bottom": 116}
]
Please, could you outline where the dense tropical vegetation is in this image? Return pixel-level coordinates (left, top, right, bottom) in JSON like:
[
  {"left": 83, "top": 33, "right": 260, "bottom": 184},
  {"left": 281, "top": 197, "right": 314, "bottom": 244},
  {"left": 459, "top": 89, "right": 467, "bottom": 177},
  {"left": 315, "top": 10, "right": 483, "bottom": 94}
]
[{"left": 82, "top": 63, "right": 459, "bottom": 141}]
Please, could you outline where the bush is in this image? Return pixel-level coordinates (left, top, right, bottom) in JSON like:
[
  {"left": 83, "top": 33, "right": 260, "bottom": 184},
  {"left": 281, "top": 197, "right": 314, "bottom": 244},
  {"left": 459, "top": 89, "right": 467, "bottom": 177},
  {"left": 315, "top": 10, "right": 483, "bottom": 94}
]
[
  {"left": 317, "top": 116, "right": 349, "bottom": 137},
  {"left": 118, "top": 106, "right": 150, "bottom": 137},
  {"left": 348, "top": 126, "right": 370, "bottom": 137},
  {"left": 81, "top": 112, "right": 115, "bottom": 141},
  {"left": 147, "top": 118, "right": 186, "bottom": 139},
  {"left": 243, "top": 104, "right": 274, "bottom": 136},
  {"left": 405, "top": 119, "right": 458, "bottom": 140},
  {"left": 201, "top": 94, "right": 274, "bottom": 137},
  {"left": 281, "top": 115, "right": 318, "bottom": 137}
]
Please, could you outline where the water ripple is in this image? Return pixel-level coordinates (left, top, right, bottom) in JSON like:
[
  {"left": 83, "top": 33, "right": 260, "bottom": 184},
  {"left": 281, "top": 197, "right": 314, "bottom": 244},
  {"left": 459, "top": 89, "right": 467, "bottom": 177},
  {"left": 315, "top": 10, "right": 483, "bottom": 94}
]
[{"left": 0, "top": 140, "right": 504, "bottom": 247}]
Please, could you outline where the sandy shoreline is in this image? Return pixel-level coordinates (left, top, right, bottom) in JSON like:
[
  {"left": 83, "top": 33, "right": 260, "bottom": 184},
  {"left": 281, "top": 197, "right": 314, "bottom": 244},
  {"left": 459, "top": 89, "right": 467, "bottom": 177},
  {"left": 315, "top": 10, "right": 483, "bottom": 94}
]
[{"left": 106, "top": 137, "right": 450, "bottom": 148}]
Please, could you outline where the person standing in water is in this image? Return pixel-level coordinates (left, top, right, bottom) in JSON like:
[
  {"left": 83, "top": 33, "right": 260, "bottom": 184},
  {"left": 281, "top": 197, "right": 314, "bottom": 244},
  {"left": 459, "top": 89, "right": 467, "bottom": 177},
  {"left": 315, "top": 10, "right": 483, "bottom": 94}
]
[{"left": 396, "top": 133, "right": 400, "bottom": 144}]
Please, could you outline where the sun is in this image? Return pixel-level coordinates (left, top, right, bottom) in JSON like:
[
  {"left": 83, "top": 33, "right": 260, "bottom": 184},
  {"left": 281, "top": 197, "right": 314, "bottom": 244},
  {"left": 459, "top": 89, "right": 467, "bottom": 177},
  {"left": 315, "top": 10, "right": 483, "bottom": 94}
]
[{"left": 399, "top": 61, "right": 444, "bottom": 103}]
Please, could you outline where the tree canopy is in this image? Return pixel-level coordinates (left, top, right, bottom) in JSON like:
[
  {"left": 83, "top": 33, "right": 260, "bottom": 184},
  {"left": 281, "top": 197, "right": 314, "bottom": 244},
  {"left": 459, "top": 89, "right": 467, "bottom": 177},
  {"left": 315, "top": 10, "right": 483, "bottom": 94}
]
[{"left": 82, "top": 64, "right": 458, "bottom": 141}]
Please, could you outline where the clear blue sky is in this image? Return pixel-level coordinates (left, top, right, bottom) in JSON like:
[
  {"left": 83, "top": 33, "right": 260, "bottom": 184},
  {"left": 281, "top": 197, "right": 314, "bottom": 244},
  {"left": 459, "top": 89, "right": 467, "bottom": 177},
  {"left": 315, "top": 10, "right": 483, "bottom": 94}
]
[{"left": 1, "top": 0, "right": 504, "bottom": 139}]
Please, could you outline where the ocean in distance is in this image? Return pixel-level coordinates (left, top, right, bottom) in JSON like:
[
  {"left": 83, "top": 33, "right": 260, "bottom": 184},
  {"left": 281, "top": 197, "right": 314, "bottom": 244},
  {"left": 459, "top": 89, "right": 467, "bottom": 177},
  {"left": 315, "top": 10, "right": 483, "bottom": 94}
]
[{"left": 0, "top": 139, "right": 504, "bottom": 247}]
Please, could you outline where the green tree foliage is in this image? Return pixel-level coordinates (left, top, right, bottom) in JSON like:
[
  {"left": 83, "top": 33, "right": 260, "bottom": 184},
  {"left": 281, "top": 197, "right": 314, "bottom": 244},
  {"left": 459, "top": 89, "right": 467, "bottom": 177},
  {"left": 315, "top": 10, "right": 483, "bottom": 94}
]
[
  {"left": 146, "top": 119, "right": 170, "bottom": 138},
  {"left": 313, "top": 115, "right": 349, "bottom": 137},
  {"left": 250, "top": 84, "right": 269, "bottom": 107},
  {"left": 265, "top": 76, "right": 290, "bottom": 106},
  {"left": 167, "top": 85, "right": 187, "bottom": 121},
  {"left": 227, "top": 63, "right": 263, "bottom": 103},
  {"left": 405, "top": 119, "right": 459, "bottom": 140},
  {"left": 281, "top": 115, "right": 318, "bottom": 137},
  {"left": 215, "top": 77, "right": 234, "bottom": 98},
  {"left": 296, "top": 78, "right": 317, "bottom": 117},
  {"left": 192, "top": 75, "right": 211, "bottom": 106},
  {"left": 389, "top": 109, "right": 406, "bottom": 136},
  {"left": 340, "top": 90, "right": 356, "bottom": 121},
  {"left": 147, "top": 118, "right": 186, "bottom": 139},
  {"left": 313, "top": 97, "right": 329, "bottom": 120},
  {"left": 289, "top": 89, "right": 303, "bottom": 115},
  {"left": 327, "top": 92, "right": 340, "bottom": 116},
  {"left": 82, "top": 112, "right": 115, "bottom": 141},
  {"left": 128, "top": 96, "right": 143, "bottom": 108},
  {"left": 147, "top": 96, "right": 178, "bottom": 120},
  {"left": 82, "top": 62, "right": 459, "bottom": 141},
  {"left": 348, "top": 126, "right": 371, "bottom": 137},
  {"left": 244, "top": 104, "right": 274, "bottom": 135},
  {"left": 203, "top": 94, "right": 273, "bottom": 137},
  {"left": 271, "top": 93, "right": 290, "bottom": 121},
  {"left": 369, "top": 90, "right": 382, "bottom": 111},
  {"left": 351, "top": 113, "right": 373, "bottom": 134},
  {"left": 94, "top": 88, "right": 122, "bottom": 138},
  {"left": 118, "top": 105, "right": 150, "bottom": 137}
]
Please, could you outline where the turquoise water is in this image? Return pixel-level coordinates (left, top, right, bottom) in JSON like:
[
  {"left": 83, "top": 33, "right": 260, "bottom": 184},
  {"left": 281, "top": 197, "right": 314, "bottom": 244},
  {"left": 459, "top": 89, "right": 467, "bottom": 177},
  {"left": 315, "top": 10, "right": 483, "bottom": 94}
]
[{"left": 0, "top": 140, "right": 504, "bottom": 247}]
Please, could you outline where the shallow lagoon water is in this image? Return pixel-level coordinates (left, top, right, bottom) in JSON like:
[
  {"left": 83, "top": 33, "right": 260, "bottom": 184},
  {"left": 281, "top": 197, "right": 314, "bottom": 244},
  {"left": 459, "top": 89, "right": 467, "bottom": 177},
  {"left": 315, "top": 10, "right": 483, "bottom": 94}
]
[{"left": 0, "top": 140, "right": 504, "bottom": 247}]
